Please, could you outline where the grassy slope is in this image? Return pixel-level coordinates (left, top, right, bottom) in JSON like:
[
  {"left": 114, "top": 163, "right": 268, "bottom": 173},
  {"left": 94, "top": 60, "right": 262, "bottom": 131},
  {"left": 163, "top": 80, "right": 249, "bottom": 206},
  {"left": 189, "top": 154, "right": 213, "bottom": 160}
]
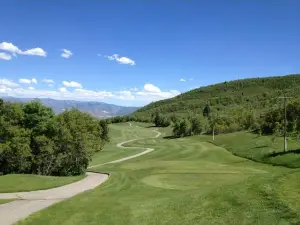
[
  {"left": 133, "top": 74, "right": 300, "bottom": 118},
  {"left": 0, "top": 174, "right": 84, "bottom": 193},
  {"left": 198, "top": 132, "right": 300, "bottom": 168},
  {"left": 17, "top": 123, "right": 300, "bottom": 225},
  {"left": 89, "top": 122, "right": 155, "bottom": 166}
]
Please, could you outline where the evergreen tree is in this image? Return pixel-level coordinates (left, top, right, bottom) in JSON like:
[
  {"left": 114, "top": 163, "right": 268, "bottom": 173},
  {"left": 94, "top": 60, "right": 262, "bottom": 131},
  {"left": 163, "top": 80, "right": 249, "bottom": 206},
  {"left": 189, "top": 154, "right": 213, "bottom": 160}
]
[
  {"left": 99, "top": 120, "right": 110, "bottom": 143},
  {"left": 203, "top": 104, "right": 211, "bottom": 118}
]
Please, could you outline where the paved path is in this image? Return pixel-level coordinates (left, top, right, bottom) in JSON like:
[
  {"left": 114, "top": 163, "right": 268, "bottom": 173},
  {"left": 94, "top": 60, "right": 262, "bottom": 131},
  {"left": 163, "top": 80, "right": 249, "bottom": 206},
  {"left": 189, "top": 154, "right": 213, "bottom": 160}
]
[
  {"left": 0, "top": 172, "right": 108, "bottom": 225},
  {"left": 0, "top": 124, "right": 161, "bottom": 225}
]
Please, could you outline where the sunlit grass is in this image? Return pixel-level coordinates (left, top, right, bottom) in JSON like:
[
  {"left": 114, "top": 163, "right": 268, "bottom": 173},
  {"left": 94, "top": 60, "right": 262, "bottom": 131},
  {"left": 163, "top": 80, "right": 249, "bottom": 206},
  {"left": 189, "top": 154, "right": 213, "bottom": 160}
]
[{"left": 17, "top": 124, "right": 300, "bottom": 225}]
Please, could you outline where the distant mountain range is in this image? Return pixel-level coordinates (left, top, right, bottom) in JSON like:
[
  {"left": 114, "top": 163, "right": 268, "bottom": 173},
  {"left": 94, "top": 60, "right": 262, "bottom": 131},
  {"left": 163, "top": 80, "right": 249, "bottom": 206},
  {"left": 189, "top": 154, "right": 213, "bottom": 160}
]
[{"left": 1, "top": 97, "right": 139, "bottom": 118}]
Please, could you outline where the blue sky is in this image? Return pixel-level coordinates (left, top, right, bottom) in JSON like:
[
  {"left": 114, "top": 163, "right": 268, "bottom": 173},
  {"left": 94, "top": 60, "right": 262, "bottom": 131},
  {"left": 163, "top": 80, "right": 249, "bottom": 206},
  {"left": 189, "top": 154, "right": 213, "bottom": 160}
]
[{"left": 1, "top": 0, "right": 300, "bottom": 106}]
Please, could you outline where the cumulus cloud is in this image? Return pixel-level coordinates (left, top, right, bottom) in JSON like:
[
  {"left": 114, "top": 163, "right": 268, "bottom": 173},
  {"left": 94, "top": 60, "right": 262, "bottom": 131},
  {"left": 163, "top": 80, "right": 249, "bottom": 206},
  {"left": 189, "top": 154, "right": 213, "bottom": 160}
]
[
  {"left": 61, "top": 49, "right": 73, "bottom": 58},
  {"left": 19, "top": 78, "right": 38, "bottom": 84},
  {"left": 62, "top": 81, "right": 82, "bottom": 88},
  {"left": 0, "top": 42, "right": 21, "bottom": 54},
  {"left": 0, "top": 85, "right": 12, "bottom": 93},
  {"left": 144, "top": 83, "right": 161, "bottom": 93},
  {"left": 42, "top": 79, "right": 55, "bottom": 87},
  {"left": 32, "top": 78, "right": 38, "bottom": 84},
  {"left": 0, "top": 52, "right": 12, "bottom": 60},
  {"left": 59, "top": 87, "right": 68, "bottom": 93},
  {"left": 136, "top": 89, "right": 180, "bottom": 100},
  {"left": 0, "top": 79, "right": 180, "bottom": 104},
  {"left": 73, "top": 88, "right": 114, "bottom": 99},
  {"left": 0, "top": 42, "right": 47, "bottom": 59},
  {"left": 19, "top": 48, "right": 46, "bottom": 57},
  {"left": 180, "top": 78, "right": 186, "bottom": 82},
  {"left": 0, "top": 79, "right": 19, "bottom": 87},
  {"left": 104, "top": 54, "right": 135, "bottom": 66},
  {"left": 132, "top": 83, "right": 180, "bottom": 101}
]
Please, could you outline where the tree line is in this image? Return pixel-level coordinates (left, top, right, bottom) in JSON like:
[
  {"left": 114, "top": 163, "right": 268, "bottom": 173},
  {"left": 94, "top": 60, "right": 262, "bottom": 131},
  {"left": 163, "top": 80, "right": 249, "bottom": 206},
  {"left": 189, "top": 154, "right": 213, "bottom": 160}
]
[
  {"left": 108, "top": 98, "right": 300, "bottom": 140},
  {"left": 0, "top": 99, "right": 109, "bottom": 176}
]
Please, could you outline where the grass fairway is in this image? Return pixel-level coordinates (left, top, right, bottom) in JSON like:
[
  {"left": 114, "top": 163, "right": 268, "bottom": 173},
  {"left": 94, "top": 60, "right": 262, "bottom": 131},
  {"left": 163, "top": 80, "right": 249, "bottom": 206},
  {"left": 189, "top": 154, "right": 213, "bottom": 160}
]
[
  {"left": 0, "top": 174, "right": 85, "bottom": 193},
  {"left": 17, "top": 123, "right": 300, "bottom": 225},
  {"left": 89, "top": 122, "right": 156, "bottom": 166}
]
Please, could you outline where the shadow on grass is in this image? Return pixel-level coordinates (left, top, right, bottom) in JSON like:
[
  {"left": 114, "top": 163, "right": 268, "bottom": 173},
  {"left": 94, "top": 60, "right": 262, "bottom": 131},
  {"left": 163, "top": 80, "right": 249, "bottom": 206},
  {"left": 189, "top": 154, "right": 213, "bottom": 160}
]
[
  {"left": 163, "top": 135, "right": 179, "bottom": 140},
  {"left": 225, "top": 159, "right": 249, "bottom": 165},
  {"left": 146, "top": 125, "right": 157, "bottom": 128},
  {"left": 253, "top": 145, "right": 268, "bottom": 149},
  {"left": 264, "top": 149, "right": 300, "bottom": 158}
]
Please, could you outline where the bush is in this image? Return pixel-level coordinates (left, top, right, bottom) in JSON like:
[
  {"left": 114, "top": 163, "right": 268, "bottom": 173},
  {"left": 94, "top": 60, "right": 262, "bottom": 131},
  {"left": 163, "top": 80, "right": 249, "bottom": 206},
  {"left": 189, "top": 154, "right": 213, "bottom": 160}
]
[
  {"left": 189, "top": 117, "right": 202, "bottom": 136},
  {"left": 152, "top": 112, "right": 171, "bottom": 127}
]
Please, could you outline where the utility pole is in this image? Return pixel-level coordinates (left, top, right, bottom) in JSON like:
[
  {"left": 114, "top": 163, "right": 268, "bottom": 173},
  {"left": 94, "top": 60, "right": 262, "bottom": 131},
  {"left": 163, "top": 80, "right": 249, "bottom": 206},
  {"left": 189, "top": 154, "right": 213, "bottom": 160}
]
[{"left": 278, "top": 97, "right": 292, "bottom": 152}]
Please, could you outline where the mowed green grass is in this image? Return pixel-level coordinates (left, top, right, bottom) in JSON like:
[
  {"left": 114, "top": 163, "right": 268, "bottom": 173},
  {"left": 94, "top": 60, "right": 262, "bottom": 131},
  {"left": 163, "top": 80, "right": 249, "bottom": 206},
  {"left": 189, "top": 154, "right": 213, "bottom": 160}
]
[
  {"left": 89, "top": 122, "right": 156, "bottom": 166},
  {"left": 198, "top": 131, "right": 300, "bottom": 168},
  {"left": 17, "top": 124, "right": 300, "bottom": 225},
  {"left": 0, "top": 174, "right": 84, "bottom": 193}
]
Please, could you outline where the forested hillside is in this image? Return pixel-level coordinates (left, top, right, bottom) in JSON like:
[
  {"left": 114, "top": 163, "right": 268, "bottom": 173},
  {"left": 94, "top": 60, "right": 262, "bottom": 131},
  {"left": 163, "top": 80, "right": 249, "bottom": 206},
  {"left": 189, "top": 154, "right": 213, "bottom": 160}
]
[
  {"left": 101, "top": 74, "right": 300, "bottom": 138},
  {"left": 134, "top": 74, "right": 300, "bottom": 118}
]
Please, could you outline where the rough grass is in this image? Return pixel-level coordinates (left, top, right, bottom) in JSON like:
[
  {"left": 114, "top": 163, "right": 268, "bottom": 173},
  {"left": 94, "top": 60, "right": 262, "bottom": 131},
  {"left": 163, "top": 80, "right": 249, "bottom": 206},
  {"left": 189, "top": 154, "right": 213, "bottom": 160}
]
[
  {"left": 0, "top": 174, "right": 85, "bottom": 193},
  {"left": 198, "top": 131, "right": 300, "bottom": 168},
  {"left": 17, "top": 124, "right": 300, "bottom": 225}
]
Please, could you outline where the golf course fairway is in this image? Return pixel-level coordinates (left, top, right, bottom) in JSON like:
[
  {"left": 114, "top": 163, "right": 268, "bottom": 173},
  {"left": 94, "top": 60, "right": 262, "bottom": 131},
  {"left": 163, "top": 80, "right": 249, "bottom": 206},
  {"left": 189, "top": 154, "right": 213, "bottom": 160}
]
[{"left": 16, "top": 122, "right": 300, "bottom": 225}]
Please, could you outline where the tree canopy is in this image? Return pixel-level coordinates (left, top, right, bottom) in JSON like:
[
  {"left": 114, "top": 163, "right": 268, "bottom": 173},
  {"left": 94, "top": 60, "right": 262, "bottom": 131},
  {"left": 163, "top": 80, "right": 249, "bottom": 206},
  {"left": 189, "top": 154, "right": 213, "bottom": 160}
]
[{"left": 0, "top": 100, "right": 108, "bottom": 176}]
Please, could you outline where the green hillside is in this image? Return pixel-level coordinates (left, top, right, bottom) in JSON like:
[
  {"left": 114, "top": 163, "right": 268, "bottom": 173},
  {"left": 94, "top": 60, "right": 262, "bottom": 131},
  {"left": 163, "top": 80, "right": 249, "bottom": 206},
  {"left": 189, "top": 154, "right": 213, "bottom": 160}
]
[{"left": 134, "top": 74, "right": 300, "bottom": 118}]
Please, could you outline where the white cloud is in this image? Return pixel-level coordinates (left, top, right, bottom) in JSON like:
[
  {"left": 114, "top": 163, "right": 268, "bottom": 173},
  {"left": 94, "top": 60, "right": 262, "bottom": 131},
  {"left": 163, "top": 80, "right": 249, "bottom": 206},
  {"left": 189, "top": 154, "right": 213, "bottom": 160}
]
[
  {"left": 61, "top": 49, "right": 73, "bottom": 58},
  {"left": 0, "top": 42, "right": 21, "bottom": 54},
  {"left": 180, "top": 78, "right": 186, "bottom": 82},
  {"left": 0, "top": 42, "right": 46, "bottom": 58},
  {"left": 59, "top": 87, "right": 68, "bottom": 93},
  {"left": 144, "top": 83, "right": 161, "bottom": 93},
  {"left": 19, "top": 79, "right": 31, "bottom": 84},
  {"left": 189, "top": 78, "right": 193, "bottom": 81},
  {"left": 0, "top": 78, "right": 180, "bottom": 104},
  {"left": 116, "top": 56, "right": 135, "bottom": 65},
  {"left": 42, "top": 79, "right": 55, "bottom": 87},
  {"left": 136, "top": 90, "right": 180, "bottom": 100},
  {"left": 0, "top": 52, "right": 12, "bottom": 60},
  {"left": 0, "top": 79, "right": 19, "bottom": 87},
  {"left": 32, "top": 78, "right": 37, "bottom": 84},
  {"left": 62, "top": 81, "right": 82, "bottom": 88},
  {"left": 130, "top": 87, "right": 138, "bottom": 92},
  {"left": 19, "top": 48, "right": 47, "bottom": 57},
  {"left": 104, "top": 54, "right": 135, "bottom": 66},
  {"left": 118, "top": 90, "right": 135, "bottom": 100},
  {"left": 0, "top": 85, "right": 12, "bottom": 93},
  {"left": 73, "top": 88, "right": 114, "bottom": 99},
  {"left": 19, "top": 78, "right": 38, "bottom": 85}
]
